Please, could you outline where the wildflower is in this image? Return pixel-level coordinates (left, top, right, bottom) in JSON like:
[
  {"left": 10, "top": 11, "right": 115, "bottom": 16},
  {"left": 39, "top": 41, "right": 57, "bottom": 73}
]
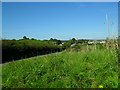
[{"left": 99, "top": 85, "right": 103, "bottom": 88}]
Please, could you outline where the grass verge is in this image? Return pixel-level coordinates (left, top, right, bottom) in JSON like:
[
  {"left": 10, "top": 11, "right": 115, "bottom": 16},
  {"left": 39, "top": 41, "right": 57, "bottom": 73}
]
[{"left": 2, "top": 47, "right": 118, "bottom": 88}]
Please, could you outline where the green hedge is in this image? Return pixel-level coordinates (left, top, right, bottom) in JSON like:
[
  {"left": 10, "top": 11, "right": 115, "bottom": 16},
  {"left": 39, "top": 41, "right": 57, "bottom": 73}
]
[{"left": 2, "top": 40, "right": 63, "bottom": 63}]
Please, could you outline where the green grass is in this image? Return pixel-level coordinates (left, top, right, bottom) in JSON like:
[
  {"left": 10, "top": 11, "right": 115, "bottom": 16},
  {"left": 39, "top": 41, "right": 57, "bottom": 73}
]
[
  {"left": 18, "top": 39, "right": 56, "bottom": 44},
  {"left": 2, "top": 46, "right": 118, "bottom": 88}
]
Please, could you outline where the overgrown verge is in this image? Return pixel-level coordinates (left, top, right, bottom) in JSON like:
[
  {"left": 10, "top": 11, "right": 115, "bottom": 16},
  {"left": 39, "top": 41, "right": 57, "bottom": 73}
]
[{"left": 2, "top": 45, "right": 118, "bottom": 88}]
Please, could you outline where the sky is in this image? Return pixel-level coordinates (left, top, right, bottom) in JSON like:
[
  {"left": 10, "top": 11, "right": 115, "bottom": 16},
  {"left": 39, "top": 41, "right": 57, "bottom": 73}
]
[
  {"left": 2, "top": 2, "right": 118, "bottom": 40},
  {"left": 2, "top": 0, "right": 120, "bottom": 2}
]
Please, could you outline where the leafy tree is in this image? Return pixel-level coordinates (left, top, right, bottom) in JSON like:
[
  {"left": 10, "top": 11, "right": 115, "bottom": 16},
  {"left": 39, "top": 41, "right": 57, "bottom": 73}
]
[
  {"left": 72, "top": 38, "right": 76, "bottom": 41},
  {"left": 50, "top": 38, "right": 53, "bottom": 41},
  {"left": 23, "top": 36, "right": 27, "bottom": 39},
  {"left": 56, "top": 40, "right": 62, "bottom": 45},
  {"left": 23, "top": 36, "right": 29, "bottom": 39},
  {"left": 31, "top": 38, "right": 36, "bottom": 40}
]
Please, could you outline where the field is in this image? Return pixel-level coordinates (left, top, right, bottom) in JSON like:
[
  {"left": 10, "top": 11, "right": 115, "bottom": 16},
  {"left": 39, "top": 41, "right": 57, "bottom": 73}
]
[
  {"left": 18, "top": 39, "right": 56, "bottom": 44},
  {"left": 2, "top": 44, "right": 118, "bottom": 88}
]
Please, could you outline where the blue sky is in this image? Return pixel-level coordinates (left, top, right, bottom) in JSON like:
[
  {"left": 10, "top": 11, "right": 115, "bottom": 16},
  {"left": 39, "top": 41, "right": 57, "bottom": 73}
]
[{"left": 2, "top": 2, "right": 118, "bottom": 40}]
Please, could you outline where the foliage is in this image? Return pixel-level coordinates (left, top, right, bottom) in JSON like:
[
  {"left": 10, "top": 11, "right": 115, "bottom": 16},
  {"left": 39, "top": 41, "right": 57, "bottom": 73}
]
[
  {"left": 62, "top": 40, "right": 73, "bottom": 49},
  {"left": 71, "top": 38, "right": 76, "bottom": 42},
  {"left": 49, "top": 38, "right": 62, "bottom": 45},
  {"left": 23, "top": 36, "right": 29, "bottom": 39},
  {"left": 2, "top": 40, "right": 63, "bottom": 63},
  {"left": 31, "top": 38, "right": 37, "bottom": 40},
  {"left": 76, "top": 39, "right": 89, "bottom": 44}
]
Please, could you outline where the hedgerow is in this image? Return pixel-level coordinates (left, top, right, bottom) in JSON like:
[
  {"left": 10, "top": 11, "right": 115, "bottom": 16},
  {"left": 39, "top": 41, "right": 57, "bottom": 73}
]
[{"left": 2, "top": 40, "right": 63, "bottom": 63}]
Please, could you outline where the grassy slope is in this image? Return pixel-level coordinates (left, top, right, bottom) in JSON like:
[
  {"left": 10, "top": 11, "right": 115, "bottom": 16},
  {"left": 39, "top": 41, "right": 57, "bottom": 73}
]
[
  {"left": 2, "top": 48, "right": 118, "bottom": 88},
  {"left": 18, "top": 39, "right": 55, "bottom": 43}
]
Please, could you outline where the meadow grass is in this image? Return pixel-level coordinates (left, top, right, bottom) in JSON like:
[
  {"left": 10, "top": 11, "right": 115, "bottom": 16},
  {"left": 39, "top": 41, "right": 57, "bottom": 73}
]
[{"left": 2, "top": 46, "right": 118, "bottom": 88}]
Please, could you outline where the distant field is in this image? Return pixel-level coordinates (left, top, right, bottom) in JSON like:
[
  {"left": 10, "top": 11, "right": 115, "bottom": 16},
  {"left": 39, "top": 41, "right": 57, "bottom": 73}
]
[{"left": 2, "top": 45, "right": 118, "bottom": 88}]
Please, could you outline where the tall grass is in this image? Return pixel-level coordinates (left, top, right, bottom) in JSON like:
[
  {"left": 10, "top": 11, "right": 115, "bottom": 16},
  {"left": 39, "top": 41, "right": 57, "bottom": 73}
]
[{"left": 2, "top": 45, "right": 118, "bottom": 88}]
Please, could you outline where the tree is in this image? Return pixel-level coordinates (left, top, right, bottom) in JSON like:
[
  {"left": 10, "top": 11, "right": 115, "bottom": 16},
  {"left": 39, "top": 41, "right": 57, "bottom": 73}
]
[
  {"left": 56, "top": 40, "right": 62, "bottom": 45},
  {"left": 31, "top": 38, "right": 36, "bottom": 40},
  {"left": 71, "top": 38, "right": 76, "bottom": 43},
  {"left": 50, "top": 38, "right": 53, "bottom": 41},
  {"left": 23, "top": 36, "right": 29, "bottom": 39},
  {"left": 72, "top": 38, "right": 76, "bottom": 41},
  {"left": 23, "top": 36, "right": 27, "bottom": 39}
]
